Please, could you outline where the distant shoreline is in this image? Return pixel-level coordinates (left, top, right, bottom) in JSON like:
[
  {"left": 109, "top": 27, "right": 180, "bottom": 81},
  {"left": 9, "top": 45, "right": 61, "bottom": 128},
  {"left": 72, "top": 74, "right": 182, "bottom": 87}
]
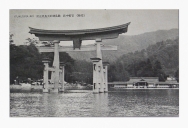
[
  {"left": 110, "top": 88, "right": 179, "bottom": 90},
  {"left": 10, "top": 85, "right": 179, "bottom": 93}
]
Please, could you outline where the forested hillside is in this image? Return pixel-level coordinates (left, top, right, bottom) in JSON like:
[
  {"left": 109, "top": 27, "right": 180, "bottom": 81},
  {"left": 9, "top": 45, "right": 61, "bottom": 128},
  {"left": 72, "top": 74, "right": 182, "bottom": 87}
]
[
  {"left": 108, "top": 37, "right": 179, "bottom": 81},
  {"left": 68, "top": 29, "right": 179, "bottom": 61}
]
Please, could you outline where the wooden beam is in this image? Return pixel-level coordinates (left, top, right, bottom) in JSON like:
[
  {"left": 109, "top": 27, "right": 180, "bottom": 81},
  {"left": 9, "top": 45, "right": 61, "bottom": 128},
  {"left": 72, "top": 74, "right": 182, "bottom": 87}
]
[
  {"left": 37, "top": 45, "right": 117, "bottom": 52},
  {"left": 48, "top": 67, "right": 55, "bottom": 72},
  {"left": 48, "top": 67, "right": 62, "bottom": 72}
]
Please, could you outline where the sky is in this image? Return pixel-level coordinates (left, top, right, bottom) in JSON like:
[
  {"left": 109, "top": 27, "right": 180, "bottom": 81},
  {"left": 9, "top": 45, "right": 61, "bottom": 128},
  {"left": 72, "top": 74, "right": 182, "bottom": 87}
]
[{"left": 10, "top": 9, "right": 178, "bottom": 45}]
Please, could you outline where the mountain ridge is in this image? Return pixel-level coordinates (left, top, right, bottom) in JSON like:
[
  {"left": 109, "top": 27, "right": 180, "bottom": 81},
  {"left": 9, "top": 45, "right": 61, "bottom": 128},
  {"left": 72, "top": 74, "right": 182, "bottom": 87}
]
[{"left": 67, "top": 28, "right": 179, "bottom": 62}]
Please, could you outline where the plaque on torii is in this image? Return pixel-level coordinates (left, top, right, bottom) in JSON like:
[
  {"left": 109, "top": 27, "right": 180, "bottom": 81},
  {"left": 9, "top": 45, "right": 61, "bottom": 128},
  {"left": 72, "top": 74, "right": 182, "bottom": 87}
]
[{"left": 29, "top": 22, "right": 130, "bottom": 93}]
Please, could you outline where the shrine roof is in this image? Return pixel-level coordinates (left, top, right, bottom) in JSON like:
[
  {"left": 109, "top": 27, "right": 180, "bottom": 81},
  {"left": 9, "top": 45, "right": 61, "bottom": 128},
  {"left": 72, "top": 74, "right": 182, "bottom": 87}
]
[{"left": 29, "top": 22, "right": 130, "bottom": 35}]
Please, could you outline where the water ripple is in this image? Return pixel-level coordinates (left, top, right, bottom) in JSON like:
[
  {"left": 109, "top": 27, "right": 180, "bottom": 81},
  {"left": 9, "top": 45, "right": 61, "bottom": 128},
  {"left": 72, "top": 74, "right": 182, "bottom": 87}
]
[{"left": 10, "top": 89, "right": 179, "bottom": 117}]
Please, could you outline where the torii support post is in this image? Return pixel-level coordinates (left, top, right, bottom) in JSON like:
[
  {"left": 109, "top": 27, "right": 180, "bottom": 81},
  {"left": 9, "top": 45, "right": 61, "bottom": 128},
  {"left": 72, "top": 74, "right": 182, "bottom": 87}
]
[
  {"left": 90, "top": 58, "right": 101, "bottom": 94},
  {"left": 42, "top": 58, "right": 50, "bottom": 93},
  {"left": 59, "top": 62, "right": 66, "bottom": 92},
  {"left": 103, "top": 62, "right": 110, "bottom": 92},
  {"left": 96, "top": 39, "right": 105, "bottom": 93},
  {"left": 51, "top": 40, "right": 60, "bottom": 93}
]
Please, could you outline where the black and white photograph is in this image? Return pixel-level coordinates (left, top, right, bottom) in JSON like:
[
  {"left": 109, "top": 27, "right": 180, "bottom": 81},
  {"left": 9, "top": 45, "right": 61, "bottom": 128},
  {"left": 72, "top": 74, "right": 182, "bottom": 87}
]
[{"left": 9, "top": 9, "right": 179, "bottom": 117}]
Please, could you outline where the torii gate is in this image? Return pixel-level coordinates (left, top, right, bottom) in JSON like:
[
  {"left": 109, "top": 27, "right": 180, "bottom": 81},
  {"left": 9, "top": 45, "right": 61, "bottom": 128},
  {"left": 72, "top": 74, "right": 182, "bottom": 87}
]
[{"left": 29, "top": 22, "right": 130, "bottom": 93}]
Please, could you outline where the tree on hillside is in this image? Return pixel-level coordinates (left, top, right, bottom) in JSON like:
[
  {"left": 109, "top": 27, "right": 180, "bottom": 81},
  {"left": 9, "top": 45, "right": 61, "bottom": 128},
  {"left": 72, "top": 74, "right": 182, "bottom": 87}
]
[
  {"left": 136, "top": 59, "right": 154, "bottom": 77},
  {"left": 25, "top": 38, "right": 40, "bottom": 45},
  {"left": 153, "top": 60, "right": 167, "bottom": 81},
  {"left": 71, "top": 60, "right": 93, "bottom": 84},
  {"left": 10, "top": 44, "right": 43, "bottom": 83}
]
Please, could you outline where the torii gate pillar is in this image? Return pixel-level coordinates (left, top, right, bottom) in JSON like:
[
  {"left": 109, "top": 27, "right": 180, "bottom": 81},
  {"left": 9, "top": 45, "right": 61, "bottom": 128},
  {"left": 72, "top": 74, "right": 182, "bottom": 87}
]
[
  {"left": 96, "top": 39, "right": 105, "bottom": 93},
  {"left": 42, "top": 58, "right": 50, "bottom": 93},
  {"left": 59, "top": 62, "right": 65, "bottom": 92},
  {"left": 51, "top": 40, "right": 60, "bottom": 92},
  {"left": 90, "top": 39, "right": 107, "bottom": 93},
  {"left": 90, "top": 58, "right": 101, "bottom": 94},
  {"left": 103, "top": 62, "right": 110, "bottom": 92}
]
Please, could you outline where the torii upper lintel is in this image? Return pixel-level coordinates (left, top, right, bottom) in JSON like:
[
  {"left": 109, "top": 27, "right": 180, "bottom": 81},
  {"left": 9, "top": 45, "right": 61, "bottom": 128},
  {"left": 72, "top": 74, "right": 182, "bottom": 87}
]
[{"left": 29, "top": 22, "right": 131, "bottom": 42}]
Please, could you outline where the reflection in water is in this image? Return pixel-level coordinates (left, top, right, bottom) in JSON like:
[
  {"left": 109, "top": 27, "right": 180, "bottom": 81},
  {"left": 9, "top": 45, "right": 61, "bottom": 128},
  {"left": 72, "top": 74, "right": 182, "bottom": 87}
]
[
  {"left": 10, "top": 89, "right": 179, "bottom": 117},
  {"left": 93, "top": 93, "right": 109, "bottom": 117},
  {"left": 42, "top": 93, "right": 60, "bottom": 117}
]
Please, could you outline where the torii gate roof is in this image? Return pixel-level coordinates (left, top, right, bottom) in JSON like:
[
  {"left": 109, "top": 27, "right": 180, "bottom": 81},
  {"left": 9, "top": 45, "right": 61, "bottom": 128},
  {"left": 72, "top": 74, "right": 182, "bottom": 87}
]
[{"left": 29, "top": 22, "right": 131, "bottom": 41}]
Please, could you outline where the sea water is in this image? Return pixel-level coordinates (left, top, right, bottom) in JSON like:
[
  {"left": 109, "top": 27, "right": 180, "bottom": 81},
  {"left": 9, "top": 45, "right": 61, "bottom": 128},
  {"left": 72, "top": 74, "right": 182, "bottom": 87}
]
[{"left": 10, "top": 89, "right": 179, "bottom": 117}]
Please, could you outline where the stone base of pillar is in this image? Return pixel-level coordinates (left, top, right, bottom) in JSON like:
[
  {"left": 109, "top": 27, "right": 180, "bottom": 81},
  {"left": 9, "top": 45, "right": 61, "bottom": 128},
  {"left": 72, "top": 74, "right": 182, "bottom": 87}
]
[
  {"left": 104, "top": 86, "right": 108, "bottom": 92},
  {"left": 43, "top": 88, "right": 49, "bottom": 93},
  {"left": 59, "top": 88, "right": 64, "bottom": 92},
  {"left": 99, "top": 88, "right": 104, "bottom": 93},
  {"left": 104, "top": 89, "right": 108, "bottom": 93},
  {"left": 50, "top": 88, "right": 59, "bottom": 93},
  {"left": 93, "top": 88, "right": 99, "bottom": 94}
]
